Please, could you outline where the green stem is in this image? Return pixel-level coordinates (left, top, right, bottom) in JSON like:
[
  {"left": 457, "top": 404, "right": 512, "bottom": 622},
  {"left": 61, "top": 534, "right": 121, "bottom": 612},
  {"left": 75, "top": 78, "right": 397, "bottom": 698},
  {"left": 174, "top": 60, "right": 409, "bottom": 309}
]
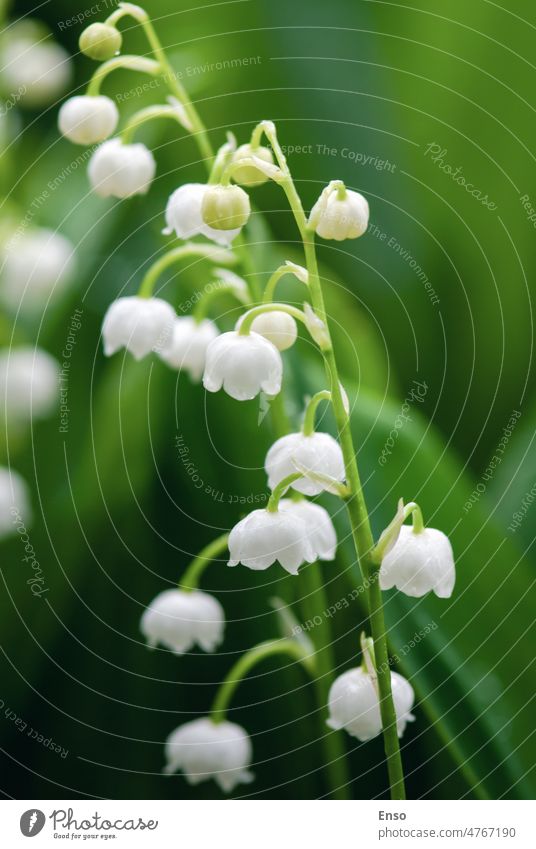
[
  {"left": 180, "top": 532, "right": 229, "bottom": 591},
  {"left": 211, "top": 639, "right": 315, "bottom": 722},
  {"left": 107, "top": 2, "right": 214, "bottom": 168},
  {"left": 302, "top": 390, "right": 332, "bottom": 436},
  {"left": 138, "top": 243, "right": 235, "bottom": 298},
  {"left": 267, "top": 472, "right": 304, "bottom": 512},
  {"left": 261, "top": 121, "right": 406, "bottom": 800},
  {"left": 87, "top": 55, "right": 161, "bottom": 96},
  {"left": 120, "top": 104, "right": 189, "bottom": 143}
]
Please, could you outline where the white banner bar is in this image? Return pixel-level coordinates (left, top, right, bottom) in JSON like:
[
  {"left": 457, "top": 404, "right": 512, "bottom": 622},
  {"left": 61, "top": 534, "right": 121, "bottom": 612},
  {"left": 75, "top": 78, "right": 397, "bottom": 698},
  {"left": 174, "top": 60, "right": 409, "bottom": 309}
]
[{"left": 0, "top": 799, "right": 533, "bottom": 847}]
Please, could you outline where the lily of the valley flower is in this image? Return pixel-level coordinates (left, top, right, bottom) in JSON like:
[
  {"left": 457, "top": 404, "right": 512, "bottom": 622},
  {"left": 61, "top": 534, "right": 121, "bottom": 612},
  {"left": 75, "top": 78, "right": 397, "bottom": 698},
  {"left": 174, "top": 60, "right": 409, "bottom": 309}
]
[
  {"left": 164, "top": 184, "right": 242, "bottom": 246},
  {"left": 279, "top": 498, "right": 337, "bottom": 561},
  {"left": 58, "top": 95, "right": 119, "bottom": 145},
  {"left": 327, "top": 667, "right": 415, "bottom": 742},
  {"left": 203, "top": 331, "right": 282, "bottom": 401},
  {"left": 380, "top": 524, "right": 456, "bottom": 598},
  {"left": 0, "top": 347, "right": 59, "bottom": 421},
  {"left": 141, "top": 588, "right": 224, "bottom": 654},
  {"left": 309, "top": 180, "right": 369, "bottom": 241},
  {"left": 265, "top": 431, "right": 345, "bottom": 496},
  {"left": 201, "top": 184, "right": 251, "bottom": 231},
  {"left": 0, "top": 467, "right": 31, "bottom": 538},
  {"left": 1, "top": 28, "right": 71, "bottom": 107},
  {"left": 236, "top": 310, "right": 297, "bottom": 352},
  {"left": 228, "top": 506, "right": 315, "bottom": 574},
  {"left": 1, "top": 228, "right": 75, "bottom": 311},
  {"left": 88, "top": 139, "right": 156, "bottom": 198},
  {"left": 164, "top": 717, "right": 253, "bottom": 792},
  {"left": 102, "top": 296, "right": 175, "bottom": 360},
  {"left": 159, "top": 317, "right": 218, "bottom": 381}
]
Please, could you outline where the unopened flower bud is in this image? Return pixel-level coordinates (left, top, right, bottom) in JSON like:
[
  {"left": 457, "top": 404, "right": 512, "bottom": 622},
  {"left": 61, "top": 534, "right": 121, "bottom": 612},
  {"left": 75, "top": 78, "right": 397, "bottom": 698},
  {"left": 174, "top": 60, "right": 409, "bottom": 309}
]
[
  {"left": 236, "top": 311, "right": 297, "bottom": 351},
  {"left": 232, "top": 143, "right": 275, "bottom": 187},
  {"left": 309, "top": 182, "right": 369, "bottom": 241},
  {"left": 201, "top": 185, "right": 250, "bottom": 231},
  {"left": 79, "top": 23, "right": 122, "bottom": 61}
]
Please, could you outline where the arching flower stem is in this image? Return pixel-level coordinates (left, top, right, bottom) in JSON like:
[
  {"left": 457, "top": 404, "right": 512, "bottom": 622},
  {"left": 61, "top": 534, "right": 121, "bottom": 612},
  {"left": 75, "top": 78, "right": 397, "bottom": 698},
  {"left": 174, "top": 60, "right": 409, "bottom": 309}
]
[
  {"left": 180, "top": 532, "right": 229, "bottom": 592},
  {"left": 266, "top": 473, "right": 304, "bottom": 512},
  {"left": 87, "top": 55, "right": 161, "bottom": 96},
  {"left": 238, "top": 302, "right": 307, "bottom": 336},
  {"left": 302, "top": 390, "right": 332, "bottom": 436},
  {"left": 137, "top": 243, "right": 236, "bottom": 299},
  {"left": 211, "top": 639, "right": 316, "bottom": 723},
  {"left": 120, "top": 104, "right": 190, "bottom": 144}
]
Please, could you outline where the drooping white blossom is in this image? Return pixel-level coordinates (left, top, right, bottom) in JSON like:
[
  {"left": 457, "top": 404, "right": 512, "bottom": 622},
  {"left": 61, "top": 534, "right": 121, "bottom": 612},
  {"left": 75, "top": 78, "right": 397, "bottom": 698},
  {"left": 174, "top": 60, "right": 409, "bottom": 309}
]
[
  {"left": 102, "top": 296, "right": 175, "bottom": 360},
  {"left": 309, "top": 182, "right": 369, "bottom": 241},
  {"left": 236, "top": 311, "right": 297, "bottom": 352},
  {"left": 141, "top": 588, "right": 224, "bottom": 654},
  {"left": 159, "top": 317, "right": 218, "bottom": 381},
  {"left": 380, "top": 524, "right": 455, "bottom": 599},
  {"left": 1, "top": 228, "right": 75, "bottom": 311},
  {"left": 327, "top": 667, "right": 415, "bottom": 742},
  {"left": 279, "top": 498, "right": 337, "bottom": 561},
  {"left": 58, "top": 95, "right": 119, "bottom": 145},
  {"left": 88, "top": 139, "right": 156, "bottom": 198},
  {"left": 265, "top": 431, "right": 345, "bottom": 496},
  {"left": 164, "top": 717, "right": 253, "bottom": 793},
  {"left": 164, "top": 183, "right": 241, "bottom": 246},
  {"left": 0, "top": 347, "right": 59, "bottom": 421},
  {"left": 0, "top": 467, "right": 31, "bottom": 538},
  {"left": 203, "top": 331, "right": 282, "bottom": 401},
  {"left": 228, "top": 507, "right": 315, "bottom": 575}
]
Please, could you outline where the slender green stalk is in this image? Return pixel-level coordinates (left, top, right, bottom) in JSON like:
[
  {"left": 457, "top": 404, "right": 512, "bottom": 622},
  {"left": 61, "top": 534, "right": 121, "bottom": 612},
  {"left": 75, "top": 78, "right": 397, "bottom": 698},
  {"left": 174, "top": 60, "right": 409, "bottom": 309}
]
[
  {"left": 211, "top": 639, "right": 315, "bottom": 722},
  {"left": 181, "top": 532, "right": 229, "bottom": 591},
  {"left": 261, "top": 122, "right": 406, "bottom": 799},
  {"left": 120, "top": 104, "right": 188, "bottom": 143},
  {"left": 87, "top": 55, "right": 161, "bottom": 96},
  {"left": 137, "top": 243, "right": 235, "bottom": 298},
  {"left": 302, "top": 390, "right": 332, "bottom": 436}
]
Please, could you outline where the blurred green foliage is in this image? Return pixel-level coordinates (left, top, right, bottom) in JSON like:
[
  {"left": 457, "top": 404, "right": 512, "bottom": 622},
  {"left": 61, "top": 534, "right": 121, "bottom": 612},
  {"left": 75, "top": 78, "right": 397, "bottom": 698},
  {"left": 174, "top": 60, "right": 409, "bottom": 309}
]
[{"left": 1, "top": 0, "right": 535, "bottom": 800}]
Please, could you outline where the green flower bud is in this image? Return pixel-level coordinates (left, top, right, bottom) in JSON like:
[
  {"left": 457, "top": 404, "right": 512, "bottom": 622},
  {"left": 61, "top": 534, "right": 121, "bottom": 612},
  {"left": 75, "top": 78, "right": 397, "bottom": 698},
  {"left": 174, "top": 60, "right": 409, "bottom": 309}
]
[
  {"left": 232, "top": 144, "right": 274, "bottom": 187},
  {"left": 201, "top": 185, "right": 250, "bottom": 231},
  {"left": 79, "top": 23, "right": 122, "bottom": 61}
]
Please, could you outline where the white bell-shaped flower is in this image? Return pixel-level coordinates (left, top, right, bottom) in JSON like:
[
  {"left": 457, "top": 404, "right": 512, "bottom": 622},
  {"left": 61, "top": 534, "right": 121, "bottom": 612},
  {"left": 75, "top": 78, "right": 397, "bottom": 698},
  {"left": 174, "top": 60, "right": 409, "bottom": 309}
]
[
  {"left": 0, "top": 347, "right": 59, "bottom": 421},
  {"left": 309, "top": 183, "right": 369, "bottom": 241},
  {"left": 164, "top": 183, "right": 241, "bottom": 246},
  {"left": 327, "top": 667, "right": 415, "bottom": 742},
  {"left": 228, "top": 507, "right": 315, "bottom": 575},
  {"left": 164, "top": 717, "right": 253, "bottom": 793},
  {"left": 279, "top": 499, "right": 337, "bottom": 561},
  {"left": 141, "top": 589, "right": 224, "bottom": 654},
  {"left": 379, "top": 524, "right": 455, "bottom": 598},
  {"left": 1, "top": 228, "right": 75, "bottom": 311},
  {"left": 203, "top": 331, "right": 282, "bottom": 401},
  {"left": 159, "top": 317, "right": 218, "bottom": 381},
  {"left": 58, "top": 95, "right": 119, "bottom": 145},
  {"left": 236, "top": 311, "right": 297, "bottom": 352},
  {"left": 88, "top": 139, "right": 156, "bottom": 198},
  {"left": 0, "top": 467, "right": 31, "bottom": 538},
  {"left": 265, "top": 431, "right": 345, "bottom": 496},
  {"left": 102, "top": 296, "right": 175, "bottom": 360},
  {"left": 1, "top": 34, "right": 71, "bottom": 107}
]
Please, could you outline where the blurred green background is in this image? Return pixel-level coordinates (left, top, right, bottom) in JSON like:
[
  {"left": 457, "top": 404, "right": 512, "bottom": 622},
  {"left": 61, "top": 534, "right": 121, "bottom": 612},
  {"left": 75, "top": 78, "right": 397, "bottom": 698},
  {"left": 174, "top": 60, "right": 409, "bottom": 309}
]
[{"left": 1, "top": 0, "right": 535, "bottom": 800}]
